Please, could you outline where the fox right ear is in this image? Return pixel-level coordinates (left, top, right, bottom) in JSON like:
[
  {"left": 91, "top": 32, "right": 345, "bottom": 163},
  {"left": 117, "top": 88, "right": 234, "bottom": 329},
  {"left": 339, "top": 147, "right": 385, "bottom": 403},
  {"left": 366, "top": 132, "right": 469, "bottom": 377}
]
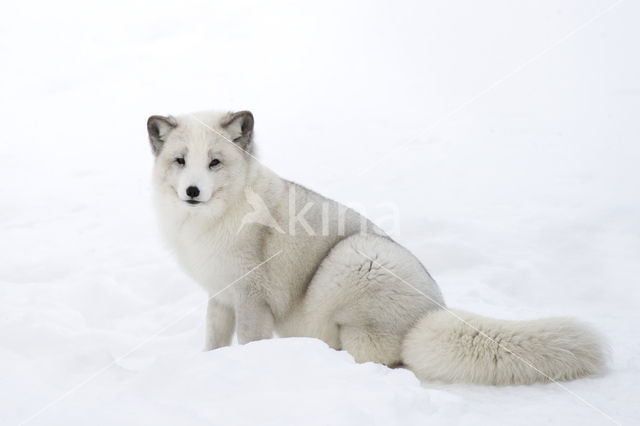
[{"left": 147, "top": 115, "right": 177, "bottom": 155}]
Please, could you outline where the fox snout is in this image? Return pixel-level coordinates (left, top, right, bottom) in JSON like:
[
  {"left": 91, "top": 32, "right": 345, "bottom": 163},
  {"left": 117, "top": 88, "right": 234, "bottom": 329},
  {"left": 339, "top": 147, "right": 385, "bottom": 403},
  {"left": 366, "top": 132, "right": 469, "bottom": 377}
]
[
  {"left": 186, "top": 186, "right": 200, "bottom": 198},
  {"left": 184, "top": 185, "right": 202, "bottom": 205}
]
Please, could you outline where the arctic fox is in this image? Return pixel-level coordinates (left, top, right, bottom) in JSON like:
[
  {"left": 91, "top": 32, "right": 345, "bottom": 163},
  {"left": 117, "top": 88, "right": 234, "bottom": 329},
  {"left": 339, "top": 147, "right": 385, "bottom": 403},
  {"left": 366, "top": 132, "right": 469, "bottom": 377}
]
[{"left": 147, "top": 110, "right": 606, "bottom": 385}]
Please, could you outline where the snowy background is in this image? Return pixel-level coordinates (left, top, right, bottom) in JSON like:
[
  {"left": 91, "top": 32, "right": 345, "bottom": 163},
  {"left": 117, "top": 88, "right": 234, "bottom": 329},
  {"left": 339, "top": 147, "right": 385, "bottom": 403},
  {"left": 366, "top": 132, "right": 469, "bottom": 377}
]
[{"left": 1, "top": 0, "right": 639, "bottom": 424}]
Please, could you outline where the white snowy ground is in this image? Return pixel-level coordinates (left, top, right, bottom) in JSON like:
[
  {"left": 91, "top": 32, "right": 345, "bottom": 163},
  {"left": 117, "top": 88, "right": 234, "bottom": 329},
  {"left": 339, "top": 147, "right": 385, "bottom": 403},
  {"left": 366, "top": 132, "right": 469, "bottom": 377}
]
[{"left": 1, "top": 1, "right": 639, "bottom": 424}]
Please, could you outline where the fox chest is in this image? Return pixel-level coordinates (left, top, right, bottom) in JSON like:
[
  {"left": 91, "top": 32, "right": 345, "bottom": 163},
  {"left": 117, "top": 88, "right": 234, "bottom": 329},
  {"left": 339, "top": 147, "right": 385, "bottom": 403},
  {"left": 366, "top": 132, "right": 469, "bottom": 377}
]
[{"left": 171, "top": 229, "right": 245, "bottom": 301}]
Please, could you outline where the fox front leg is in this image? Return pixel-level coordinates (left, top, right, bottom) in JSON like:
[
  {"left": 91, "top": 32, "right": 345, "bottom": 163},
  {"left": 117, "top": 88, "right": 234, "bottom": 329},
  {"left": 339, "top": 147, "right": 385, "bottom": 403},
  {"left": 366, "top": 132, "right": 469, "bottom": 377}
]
[
  {"left": 204, "top": 299, "right": 235, "bottom": 351},
  {"left": 234, "top": 285, "right": 274, "bottom": 344}
]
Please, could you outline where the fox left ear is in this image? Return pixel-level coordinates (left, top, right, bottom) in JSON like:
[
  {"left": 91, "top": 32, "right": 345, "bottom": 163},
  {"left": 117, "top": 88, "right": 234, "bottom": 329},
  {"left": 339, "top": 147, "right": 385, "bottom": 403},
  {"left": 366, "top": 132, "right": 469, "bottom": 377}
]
[
  {"left": 147, "top": 115, "right": 177, "bottom": 155},
  {"left": 221, "top": 110, "right": 254, "bottom": 150}
]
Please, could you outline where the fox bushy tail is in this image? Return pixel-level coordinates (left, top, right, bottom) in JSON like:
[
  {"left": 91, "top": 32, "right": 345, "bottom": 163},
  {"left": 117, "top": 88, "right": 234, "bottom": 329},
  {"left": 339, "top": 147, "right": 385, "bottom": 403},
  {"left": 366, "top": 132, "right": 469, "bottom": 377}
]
[{"left": 401, "top": 310, "right": 607, "bottom": 385}]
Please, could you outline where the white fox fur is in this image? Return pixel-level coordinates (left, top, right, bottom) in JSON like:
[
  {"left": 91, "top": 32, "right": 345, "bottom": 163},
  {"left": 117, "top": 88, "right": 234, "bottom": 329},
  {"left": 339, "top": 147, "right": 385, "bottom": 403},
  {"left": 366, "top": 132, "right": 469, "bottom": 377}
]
[
  {"left": 147, "top": 110, "right": 607, "bottom": 385},
  {"left": 402, "top": 310, "right": 606, "bottom": 385}
]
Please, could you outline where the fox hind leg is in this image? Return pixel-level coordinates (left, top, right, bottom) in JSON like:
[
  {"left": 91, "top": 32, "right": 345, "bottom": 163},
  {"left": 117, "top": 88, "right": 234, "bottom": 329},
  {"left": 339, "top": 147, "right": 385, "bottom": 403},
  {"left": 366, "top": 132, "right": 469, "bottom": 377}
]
[{"left": 339, "top": 325, "right": 403, "bottom": 366}]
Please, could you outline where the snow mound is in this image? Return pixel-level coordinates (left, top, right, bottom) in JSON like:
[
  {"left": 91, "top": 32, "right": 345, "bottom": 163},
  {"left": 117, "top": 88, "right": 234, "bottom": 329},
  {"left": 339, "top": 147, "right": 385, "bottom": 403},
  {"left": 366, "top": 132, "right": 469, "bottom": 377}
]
[
  {"left": 12, "top": 338, "right": 457, "bottom": 426},
  {"left": 121, "top": 338, "right": 439, "bottom": 426}
]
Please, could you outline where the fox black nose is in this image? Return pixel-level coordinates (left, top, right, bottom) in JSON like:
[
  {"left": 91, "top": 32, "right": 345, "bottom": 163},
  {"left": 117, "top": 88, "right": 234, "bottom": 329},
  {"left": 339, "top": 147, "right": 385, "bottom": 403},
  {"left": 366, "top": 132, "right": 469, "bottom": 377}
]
[{"left": 186, "top": 186, "right": 200, "bottom": 198}]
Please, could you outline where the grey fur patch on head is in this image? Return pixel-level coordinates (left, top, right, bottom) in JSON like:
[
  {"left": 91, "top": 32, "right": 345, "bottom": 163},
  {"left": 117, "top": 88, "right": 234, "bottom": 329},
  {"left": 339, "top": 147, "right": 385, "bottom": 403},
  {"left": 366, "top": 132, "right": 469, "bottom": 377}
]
[
  {"left": 221, "top": 110, "right": 254, "bottom": 150},
  {"left": 147, "top": 115, "right": 178, "bottom": 155}
]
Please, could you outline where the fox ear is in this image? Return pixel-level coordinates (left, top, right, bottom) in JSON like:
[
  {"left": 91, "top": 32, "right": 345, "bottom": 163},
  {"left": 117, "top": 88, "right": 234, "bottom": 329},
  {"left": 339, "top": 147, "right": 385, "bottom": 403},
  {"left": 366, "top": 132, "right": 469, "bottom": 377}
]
[
  {"left": 221, "top": 110, "right": 254, "bottom": 150},
  {"left": 147, "top": 115, "right": 177, "bottom": 155}
]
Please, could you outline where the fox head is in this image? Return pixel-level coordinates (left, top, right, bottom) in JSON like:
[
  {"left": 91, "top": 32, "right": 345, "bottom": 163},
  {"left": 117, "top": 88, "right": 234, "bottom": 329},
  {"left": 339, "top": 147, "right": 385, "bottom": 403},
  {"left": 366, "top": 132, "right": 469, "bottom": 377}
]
[{"left": 147, "top": 110, "right": 255, "bottom": 218}]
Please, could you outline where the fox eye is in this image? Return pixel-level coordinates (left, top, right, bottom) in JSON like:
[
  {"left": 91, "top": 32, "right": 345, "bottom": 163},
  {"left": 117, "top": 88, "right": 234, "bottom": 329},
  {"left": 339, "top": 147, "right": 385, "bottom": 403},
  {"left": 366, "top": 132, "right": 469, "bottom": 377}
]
[
  {"left": 209, "top": 158, "right": 221, "bottom": 169},
  {"left": 175, "top": 157, "right": 185, "bottom": 166}
]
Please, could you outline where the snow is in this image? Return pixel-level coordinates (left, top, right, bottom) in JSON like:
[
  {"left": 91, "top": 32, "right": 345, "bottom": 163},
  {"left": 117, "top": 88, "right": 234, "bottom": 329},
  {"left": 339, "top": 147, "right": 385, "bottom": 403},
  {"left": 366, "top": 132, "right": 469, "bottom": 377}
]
[{"left": 1, "top": 0, "right": 639, "bottom": 424}]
